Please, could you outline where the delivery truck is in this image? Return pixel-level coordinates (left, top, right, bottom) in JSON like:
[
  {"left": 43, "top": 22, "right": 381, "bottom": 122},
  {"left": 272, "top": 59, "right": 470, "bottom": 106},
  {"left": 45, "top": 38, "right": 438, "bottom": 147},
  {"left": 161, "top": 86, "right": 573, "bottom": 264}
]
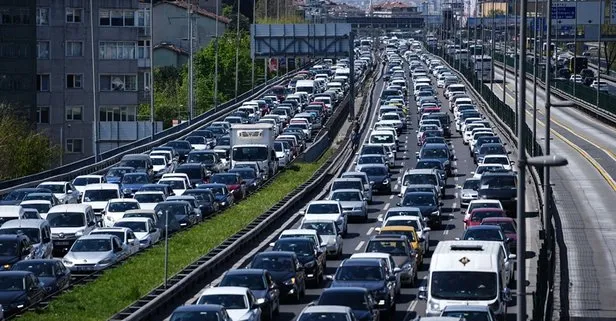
[{"left": 229, "top": 123, "right": 278, "bottom": 178}]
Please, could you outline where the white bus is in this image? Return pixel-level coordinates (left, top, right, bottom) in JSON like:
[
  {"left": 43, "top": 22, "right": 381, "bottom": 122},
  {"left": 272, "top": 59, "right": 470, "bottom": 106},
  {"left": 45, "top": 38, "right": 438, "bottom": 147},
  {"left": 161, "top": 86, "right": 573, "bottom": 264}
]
[
  {"left": 472, "top": 55, "right": 493, "bottom": 82},
  {"left": 418, "top": 240, "right": 513, "bottom": 317}
]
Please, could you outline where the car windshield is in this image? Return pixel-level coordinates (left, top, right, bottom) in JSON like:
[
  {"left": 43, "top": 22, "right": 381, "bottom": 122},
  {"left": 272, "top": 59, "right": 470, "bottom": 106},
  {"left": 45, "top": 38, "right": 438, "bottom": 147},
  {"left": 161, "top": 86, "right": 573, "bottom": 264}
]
[
  {"left": 170, "top": 311, "right": 220, "bottom": 321},
  {"left": 11, "top": 261, "right": 55, "bottom": 277},
  {"left": 188, "top": 153, "right": 217, "bottom": 164},
  {"left": 421, "top": 148, "right": 448, "bottom": 159},
  {"left": 0, "top": 228, "right": 40, "bottom": 243},
  {"left": 331, "top": 191, "right": 361, "bottom": 202},
  {"left": 71, "top": 239, "right": 112, "bottom": 252},
  {"left": 463, "top": 179, "right": 481, "bottom": 190},
  {"left": 318, "top": 291, "right": 368, "bottom": 310},
  {"left": 72, "top": 177, "right": 101, "bottom": 186},
  {"left": 0, "top": 275, "right": 25, "bottom": 291},
  {"left": 366, "top": 240, "right": 407, "bottom": 255},
  {"left": 480, "top": 145, "right": 506, "bottom": 155},
  {"left": 135, "top": 193, "right": 164, "bottom": 203},
  {"left": 464, "top": 228, "right": 504, "bottom": 241},
  {"left": 273, "top": 240, "right": 313, "bottom": 256},
  {"left": 298, "top": 312, "right": 349, "bottom": 321},
  {"left": 416, "top": 161, "right": 442, "bottom": 170},
  {"left": 83, "top": 189, "right": 118, "bottom": 202},
  {"left": 481, "top": 176, "right": 516, "bottom": 189},
  {"left": 359, "top": 156, "right": 384, "bottom": 165},
  {"left": 484, "top": 157, "right": 509, "bottom": 165},
  {"left": 301, "top": 221, "right": 335, "bottom": 235},
  {"left": 402, "top": 194, "right": 436, "bottom": 206},
  {"left": 155, "top": 204, "right": 185, "bottom": 216},
  {"left": 23, "top": 210, "right": 41, "bottom": 218},
  {"left": 122, "top": 175, "right": 149, "bottom": 184},
  {"left": 38, "top": 184, "right": 64, "bottom": 193},
  {"left": 186, "top": 137, "right": 205, "bottom": 145},
  {"left": 91, "top": 231, "right": 125, "bottom": 242},
  {"left": 115, "top": 221, "right": 148, "bottom": 233},
  {"left": 232, "top": 146, "right": 268, "bottom": 162},
  {"left": 441, "top": 311, "right": 491, "bottom": 321},
  {"left": 360, "top": 146, "right": 384, "bottom": 155},
  {"left": 204, "top": 186, "right": 227, "bottom": 196},
  {"left": 159, "top": 180, "right": 185, "bottom": 189},
  {"left": 21, "top": 203, "right": 51, "bottom": 214},
  {"left": 361, "top": 167, "right": 388, "bottom": 176},
  {"left": 167, "top": 141, "right": 191, "bottom": 150},
  {"left": 0, "top": 240, "right": 18, "bottom": 256},
  {"left": 471, "top": 211, "right": 504, "bottom": 222},
  {"left": 217, "top": 137, "right": 230, "bottom": 145},
  {"left": 332, "top": 181, "right": 362, "bottom": 191},
  {"left": 403, "top": 174, "right": 437, "bottom": 186},
  {"left": 23, "top": 193, "right": 53, "bottom": 202},
  {"left": 476, "top": 166, "right": 502, "bottom": 175},
  {"left": 151, "top": 158, "right": 166, "bottom": 166},
  {"left": 251, "top": 255, "right": 294, "bottom": 272},
  {"left": 335, "top": 265, "right": 384, "bottom": 281},
  {"left": 197, "top": 295, "right": 247, "bottom": 309},
  {"left": 108, "top": 202, "right": 139, "bottom": 213},
  {"left": 483, "top": 221, "right": 516, "bottom": 233},
  {"left": 230, "top": 170, "right": 256, "bottom": 180},
  {"left": 220, "top": 273, "right": 266, "bottom": 290},
  {"left": 47, "top": 212, "right": 85, "bottom": 227},
  {"left": 382, "top": 114, "right": 399, "bottom": 121},
  {"left": 342, "top": 174, "right": 367, "bottom": 185},
  {"left": 370, "top": 134, "right": 394, "bottom": 144},
  {"left": 119, "top": 159, "right": 146, "bottom": 169},
  {"left": 431, "top": 271, "right": 498, "bottom": 300},
  {"left": 306, "top": 204, "right": 339, "bottom": 214},
  {"left": 210, "top": 175, "right": 237, "bottom": 185},
  {"left": 381, "top": 230, "right": 416, "bottom": 241}
]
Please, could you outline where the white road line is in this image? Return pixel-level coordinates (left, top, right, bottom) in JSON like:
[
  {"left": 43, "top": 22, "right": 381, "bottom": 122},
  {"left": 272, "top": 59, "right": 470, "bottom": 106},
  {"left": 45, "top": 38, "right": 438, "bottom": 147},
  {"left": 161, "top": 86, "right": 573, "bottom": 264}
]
[
  {"left": 404, "top": 150, "right": 407, "bottom": 154},
  {"left": 452, "top": 160, "right": 457, "bottom": 166},
  {"left": 454, "top": 176, "right": 459, "bottom": 181},
  {"left": 401, "top": 162, "right": 405, "bottom": 167},
  {"left": 367, "top": 227, "right": 375, "bottom": 235},
  {"left": 355, "top": 241, "right": 365, "bottom": 251},
  {"left": 394, "top": 183, "right": 399, "bottom": 190},
  {"left": 454, "top": 192, "right": 458, "bottom": 198},
  {"left": 383, "top": 203, "right": 390, "bottom": 211},
  {"left": 377, "top": 214, "right": 383, "bottom": 220},
  {"left": 389, "top": 194, "right": 394, "bottom": 199},
  {"left": 443, "top": 228, "right": 449, "bottom": 235}
]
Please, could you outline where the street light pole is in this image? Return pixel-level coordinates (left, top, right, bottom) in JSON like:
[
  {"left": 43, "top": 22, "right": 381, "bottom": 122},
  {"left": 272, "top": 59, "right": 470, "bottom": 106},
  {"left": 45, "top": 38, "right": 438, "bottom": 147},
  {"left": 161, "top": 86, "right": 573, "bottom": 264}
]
[
  {"left": 597, "top": 5, "right": 602, "bottom": 108},
  {"left": 503, "top": 1, "right": 508, "bottom": 104},
  {"left": 516, "top": 0, "right": 529, "bottom": 319},
  {"left": 163, "top": 210, "right": 169, "bottom": 288},
  {"left": 234, "top": 0, "right": 241, "bottom": 100},
  {"left": 214, "top": 0, "right": 220, "bottom": 111},
  {"left": 490, "top": 0, "right": 495, "bottom": 92},
  {"left": 532, "top": 2, "right": 538, "bottom": 156},
  {"left": 150, "top": 0, "right": 155, "bottom": 139},
  {"left": 89, "top": 0, "right": 99, "bottom": 162},
  {"left": 251, "top": 0, "right": 256, "bottom": 93},
  {"left": 514, "top": 0, "right": 518, "bottom": 133},
  {"left": 187, "top": 4, "right": 194, "bottom": 122},
  {"left": 544, "top": 0, "right": 554, "bottom": 258}
]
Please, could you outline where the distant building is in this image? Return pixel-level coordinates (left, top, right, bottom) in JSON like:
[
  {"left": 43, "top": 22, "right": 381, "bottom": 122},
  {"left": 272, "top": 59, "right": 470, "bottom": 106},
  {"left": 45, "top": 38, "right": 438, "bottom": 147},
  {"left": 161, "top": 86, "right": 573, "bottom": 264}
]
[
  {"left": 371, "top": 1, "right": 419, "bottom": 17},
  {"left": 152, "top": 0, "right": 229, "bottom": 68}
]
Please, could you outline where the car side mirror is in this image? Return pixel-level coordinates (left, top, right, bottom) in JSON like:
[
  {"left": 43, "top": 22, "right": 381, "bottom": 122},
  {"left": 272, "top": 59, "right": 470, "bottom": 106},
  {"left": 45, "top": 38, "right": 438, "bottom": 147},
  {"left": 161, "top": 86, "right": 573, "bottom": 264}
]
[
  {"left": 269, "top": 242, "right": 276, "bottom": 247},
  {"left": 423, "top": 227, "right": 431, "bottom": 232},
  {"left": 418, "top": 286, "right": 428, "bottom": 300},
  {"left": 510, "top": 161, "right": 515, "bottom": 165},
  {"left": 393, "top": 267, "right": 402, "bottom": 274},
  {"left": 325, "top": 275, "right": 334, "bottom": 281}
]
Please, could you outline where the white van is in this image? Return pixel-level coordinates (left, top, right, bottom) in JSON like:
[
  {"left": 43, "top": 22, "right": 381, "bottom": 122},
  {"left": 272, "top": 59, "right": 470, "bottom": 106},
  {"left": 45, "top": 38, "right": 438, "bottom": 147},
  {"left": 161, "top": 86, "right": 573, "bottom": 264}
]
[
  {"left": 0, "top": 205, "right": 26, "bottom": 226},
  {"left": 81, "top": 183, "right": 122, "bottom": 219},
  {"left": 369, "top": 130, "right": 397, "bottom": 153},
  {"left": 46, "top": 204, "right": 97, "bottom": 255},
  {"left": 418, "top": 240, "right": 513, "bottom": 317},
  {"left": 0, "top": 219, "right": 53, "bottom": 259}
]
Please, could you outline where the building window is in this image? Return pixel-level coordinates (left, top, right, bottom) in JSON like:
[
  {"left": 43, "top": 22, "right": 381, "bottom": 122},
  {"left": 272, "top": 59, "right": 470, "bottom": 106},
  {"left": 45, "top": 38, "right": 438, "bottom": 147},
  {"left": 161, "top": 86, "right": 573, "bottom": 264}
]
[
  {"left": 0, "top": 74, "right": 31, "bottom": 91},
  {"left": 143, "top": 72, "right": 151, "bottom": 91},
  {"left": 99, "top": 9, "right": 136, "bottom": 26},
  {"left": 66, "top": 74, "right": 83, "bottom": 89},
  {"left": 37, "top": 74, "right": 50, "bottom": 92},
  {"left": 66, "top": 41, "right": 83, "bottom": 57},
  {"left": 137, "top": 40, "right": 150, "bottom": 59},
  {"left": 66, "top": 8, "right": 82, "bottom": 23},
  {"left": 1, "top": 42, "right": 30, "bottom": 58},
  {"left": 0, "top": 8, "right": 31, "bottom": 25},
  {"left": 66, "top": 139, "right": 83, "bottom": 153},
  {"left": 99, "top": 42, "right": 136, "bottom": 60},
  {"left": 37, "top": 41, "right": 50, "bottom": 59},
  {"left": 100, "top": 106, "right": 137, "bottom": 122},
  {"left": 36, "top": 106, "right": 50, "bottom": 124},
  {"left": 36, "top": 8, "right": 49, "bottom": 25},
  {"left": 100, "top": 75, "right": 137, "bottom": 91},
  {"left": 136, "top": 8, "right": 150, "bottom": 27},
  {"left": 65, "top": 106, "right": 83, "bottom": 121}
]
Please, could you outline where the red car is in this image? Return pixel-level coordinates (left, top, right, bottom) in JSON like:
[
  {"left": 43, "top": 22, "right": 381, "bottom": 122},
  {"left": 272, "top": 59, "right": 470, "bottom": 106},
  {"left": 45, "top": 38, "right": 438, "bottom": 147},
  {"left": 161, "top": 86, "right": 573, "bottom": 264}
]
[
  {"left": 481, "top": 217, "right": 518, "bottom": 252},
  {"left": 463, "top": 208, "right": 506, "bottom": 230},
  {"left": 209, "top": 173, "right": 246, "bottom": 201},
  {"left": 421, "top": 107, "right": 441, "bottom": 115}
]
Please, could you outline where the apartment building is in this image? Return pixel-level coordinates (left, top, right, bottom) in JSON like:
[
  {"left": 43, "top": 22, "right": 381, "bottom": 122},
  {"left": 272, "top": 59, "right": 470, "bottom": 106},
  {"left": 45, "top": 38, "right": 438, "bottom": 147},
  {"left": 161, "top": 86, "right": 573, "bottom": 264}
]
[{"left": 26, "top": 0, "right": 160, "bottom": 165}]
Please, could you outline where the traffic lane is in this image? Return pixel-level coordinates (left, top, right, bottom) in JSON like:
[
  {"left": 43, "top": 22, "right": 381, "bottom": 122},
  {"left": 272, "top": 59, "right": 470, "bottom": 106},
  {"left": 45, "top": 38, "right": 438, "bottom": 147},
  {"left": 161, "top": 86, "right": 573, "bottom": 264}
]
[{"left": 487, "top": 70, "right": 616, "bottom": 318}]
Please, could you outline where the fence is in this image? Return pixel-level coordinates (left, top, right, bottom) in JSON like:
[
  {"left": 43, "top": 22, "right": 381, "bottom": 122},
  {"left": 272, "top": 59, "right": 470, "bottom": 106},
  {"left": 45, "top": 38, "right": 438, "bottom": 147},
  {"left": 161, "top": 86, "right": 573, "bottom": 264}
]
[{"left": 433, "top": 48, "right": 556, "bottom": 321}]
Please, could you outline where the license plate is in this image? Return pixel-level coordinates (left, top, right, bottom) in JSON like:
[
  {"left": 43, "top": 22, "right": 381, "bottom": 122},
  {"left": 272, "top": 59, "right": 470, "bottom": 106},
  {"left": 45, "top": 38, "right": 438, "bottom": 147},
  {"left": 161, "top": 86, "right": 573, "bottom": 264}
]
[{"left": 55, "top": 241, "right": 70, "bottom": 246}]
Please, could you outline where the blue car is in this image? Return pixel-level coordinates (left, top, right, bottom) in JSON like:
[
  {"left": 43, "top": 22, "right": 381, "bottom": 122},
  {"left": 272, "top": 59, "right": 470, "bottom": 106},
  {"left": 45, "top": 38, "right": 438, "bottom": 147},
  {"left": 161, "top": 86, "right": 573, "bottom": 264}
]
[
  {"left": 104, "top": 166, "right": 135, "bottom": 185},
  {"left": 120, "top": 172, "right": 151, "bottom": 196},
  {"left": 416, "top": 143, "right": 452, "bottom": 175},
  {"left": 196, "top": 183, "right": 234, "bottom": 209},
  {"left": 11, "top": 259, "right": 71, "bottom": 294}
]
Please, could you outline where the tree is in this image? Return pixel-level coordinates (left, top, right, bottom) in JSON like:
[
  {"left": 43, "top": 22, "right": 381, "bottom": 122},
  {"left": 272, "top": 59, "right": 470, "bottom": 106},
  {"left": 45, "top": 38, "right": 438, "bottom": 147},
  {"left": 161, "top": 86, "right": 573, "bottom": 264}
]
[
  {"left": 223, "top": 4, "right": 250, "bottom": 32},
  {"left": 0, "top": 104, "right": 60, "bottom": 180},
  {"left": 486, "top": 9, "right": 505, "bottom": 17},
  {"left": 602, "top": 41, "right": 616, "bottom": 75}
]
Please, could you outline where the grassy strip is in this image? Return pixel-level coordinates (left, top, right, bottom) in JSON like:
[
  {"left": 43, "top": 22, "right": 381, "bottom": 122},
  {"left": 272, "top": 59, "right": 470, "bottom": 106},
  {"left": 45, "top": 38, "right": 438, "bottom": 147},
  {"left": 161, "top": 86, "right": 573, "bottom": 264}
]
[{"left": 19, "top": 153, "right": 332, "bottom": 321}]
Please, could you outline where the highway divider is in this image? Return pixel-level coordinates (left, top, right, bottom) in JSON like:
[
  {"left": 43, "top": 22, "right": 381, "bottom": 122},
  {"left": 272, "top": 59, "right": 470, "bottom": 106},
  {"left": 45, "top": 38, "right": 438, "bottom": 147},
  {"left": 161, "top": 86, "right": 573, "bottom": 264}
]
[{"left": 0, "top": 63, "right": 314, "bottom": 195}]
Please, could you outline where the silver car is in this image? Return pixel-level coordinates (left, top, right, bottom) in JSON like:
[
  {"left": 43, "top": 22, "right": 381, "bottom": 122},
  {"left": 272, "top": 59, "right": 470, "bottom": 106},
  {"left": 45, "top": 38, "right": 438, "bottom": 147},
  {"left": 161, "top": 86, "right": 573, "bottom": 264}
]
[
  {"left": 300, "top": 218, "right": 343, "bottom": 258},
  {"left": 328, "top": 189, "right": 368, "bottom": 222},
  {"left": 340, "top": 172, "right": 373, "bottom": 203},
  {"left": 457, "top": 177, "right": 480, "bottom": 207},
  {"left": 37, "top": 181, "right": 80, "bottom": 204},
  {"left": 62, "top": 234, "right": 128, "bottom": 271}
]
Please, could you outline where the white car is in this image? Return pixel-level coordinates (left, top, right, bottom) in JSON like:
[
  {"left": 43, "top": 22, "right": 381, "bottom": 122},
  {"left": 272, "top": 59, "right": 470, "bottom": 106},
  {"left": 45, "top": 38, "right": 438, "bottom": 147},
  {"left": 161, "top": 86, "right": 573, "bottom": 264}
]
[
  {"left": 196, "top": 287, "right": 262, "bottom": 321},
  {"left": 19, "top": 200, "right": 53, "bottom": 219},
  {"left": 133, "top": 191, "right": 166, "bottom": 210},
  {"left": 102, "top": 198, "right": 141, "bottom": 227},
  {"left": 150, "top": 155, "right": 170, "bottom": 174},
  {"left": 114, "top": 217, "right": 161, "bottom": 248},
  {"left": 62, "top": 234, "right": 129, "bottom": 272},
  {"left": 590, "top": 80, "right": 610, "bottom": 92},
  {"left": 37, "top": 181, "right": 80, "bottom": 204},
  {"left": 301, "top": 200, "right": 347, "bottom": 235},
  {"left": 482, "top": 154, "right": 514, "bottom": 171},
  {"left": 471, "top": 163, "right": 506, "bottom": 179},
  {"left": 90, "top": 226, "right": 141, "bottom": 255},
  {"left": 71, "top": 175, "right": 105, "bottom": 194},
  {"left": 157, "top": 178, "right": 188, "bottom": 196},
  {"left": 300, "top": 219, "right": 344, "bottom": 258},
  {"left": 569, "top": 74, "right": 583, "bottom": 83}
]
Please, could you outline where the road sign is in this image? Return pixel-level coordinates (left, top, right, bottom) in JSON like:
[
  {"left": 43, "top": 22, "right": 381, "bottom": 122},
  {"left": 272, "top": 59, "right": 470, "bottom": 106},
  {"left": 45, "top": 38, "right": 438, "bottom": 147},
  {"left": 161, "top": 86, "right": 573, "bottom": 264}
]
[{"left": 552, "top": 6, "right": 576, "bottom": 20}]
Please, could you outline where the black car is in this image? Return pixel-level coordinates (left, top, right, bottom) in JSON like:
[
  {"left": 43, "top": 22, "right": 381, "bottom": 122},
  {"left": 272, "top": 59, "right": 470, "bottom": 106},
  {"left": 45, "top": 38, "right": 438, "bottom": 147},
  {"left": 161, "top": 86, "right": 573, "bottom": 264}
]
[
  {"left": 477, "top": 171, "right": 517, "bottom": 215},
  {"left": 228, "top": 168, "right": 262, "bottom": 193},
  {"left": 218, "top": 269, "right": 280, "bottom": 321},
  {"left": 0, "top": 188, "right": 54, "bottom": 206},
  {"left": 359, "top": 165, "right": 392, "bottom": 194},
  {"left": 207, "top": 127, "right": 228, "bottom": 139},
  {"left": 315, "top": 287, "right": 380, "bottom": 321},
  {"left": 153, "top": 202, "right": 187, "bottom": 233},
  {"left": 197, "top": 184, "right": 234, "bottom": 209},
  {"left": 187, "top": 150, "right": 223, "bottom": 174},
  {"left": 11, "top": 259, "right": 71, "bottom": 294},
  {"left": 0, "top": 271, "right": 46, "bottom": 316},
  {"left": 474, "top": 143, "right": 508, "bottom": 164},
  {"left": 165, "top": 140, "right": 193, "bottom": 162},
  {"left": 271, "top": 238, "right": 325, "bottom": 287},
  {"left": 191, "top": 129, "right": 217, "bottom": 147},
  {"left": 175, "top": 163, "right": 209, "bottom": 187},
  {"left": 472, "top": 136, "right": 502, "bottom": 157},
  {"left": 138, "top": 184, "right": 175, "bottom": 197},
  {"left": 248, "top": 251, "right": 306, "bottom": 302},
  {"left": 0, "top": 234, "right": 33, "bottom": 271},
  {"left": 182, "top": 189, "right": 219, "bottom": 216},
  {"left": 398, "top": 191, "right": 442, "bottom": 227}
]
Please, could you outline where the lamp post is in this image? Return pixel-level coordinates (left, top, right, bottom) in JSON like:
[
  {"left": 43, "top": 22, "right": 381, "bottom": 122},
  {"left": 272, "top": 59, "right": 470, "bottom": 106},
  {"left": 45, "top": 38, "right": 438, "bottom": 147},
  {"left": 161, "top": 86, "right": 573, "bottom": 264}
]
[
  {"left": 234, "top": 0, "right": 241, "bottom": 100},
  {"left": 503, "top": 1, "right": 508, "bottom": 105},
  {"left": 150, "top": 0, "right": 155, "bottom": 139},
  {"left": 597, "top": 5, "right": 602, "bottom": 108},
  {"left": 251, "top": 0, "right": 256, "bottom": 93},
  {"left": 187, "top": 4, "right": 194, "bottom": 122},
  {"left": 163, "top": 209, "right": 169, "bottom": 288},
  {"left": 532, "top": 3, "right": 538, "bottom": 156},
  {"left": 89, "top": 0, "right": 99, "bottom": 162},
  {"left": 490, "top": 0, "right": 495, "bottom": 92},
  {"left": 214, "top": 0, "right": 220, "bottom": 111}
]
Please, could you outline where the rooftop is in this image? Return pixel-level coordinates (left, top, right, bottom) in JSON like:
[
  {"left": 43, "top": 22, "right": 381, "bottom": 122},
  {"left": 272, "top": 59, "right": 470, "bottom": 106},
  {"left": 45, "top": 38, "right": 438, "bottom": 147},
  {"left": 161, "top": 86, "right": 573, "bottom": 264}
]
[{"left": 155, "top": 1, "right": 230, "bottom": 24}]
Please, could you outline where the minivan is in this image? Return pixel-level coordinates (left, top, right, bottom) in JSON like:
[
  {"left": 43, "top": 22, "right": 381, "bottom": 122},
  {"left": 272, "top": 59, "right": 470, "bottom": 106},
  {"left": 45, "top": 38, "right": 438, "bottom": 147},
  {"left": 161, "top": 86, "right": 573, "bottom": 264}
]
[
  {"left": 81, "top": 183, "right": 122, "bottom": 219},
  {"left": 46, "top": 204, "right": 97, "bottom": 255},
  {"left": 0, "top": 219, "right": 53, "bottom": 259}
]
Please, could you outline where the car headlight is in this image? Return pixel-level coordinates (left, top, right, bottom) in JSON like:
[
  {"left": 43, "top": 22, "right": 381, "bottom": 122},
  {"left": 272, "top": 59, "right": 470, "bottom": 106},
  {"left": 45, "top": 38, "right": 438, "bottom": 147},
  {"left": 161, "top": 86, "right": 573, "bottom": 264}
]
[
  {"left": 75, "top": 230, "right": 84, "bottom": 237},
  {"left": 429, "top": 300, "right": 442, "bottom": 311},
  {"left": 383, "top": 179, "right": 390, "bottom": 185},
  {"left": 462, "top": 193, "right": 471, "bottom": 198},
  {"left": 256, "top": 298, "right": 266, "bottom": 304},
  {"left": 431, "top": 210, "right": 440, "bottom": 216},
  {"left": 284, "top": 277, "right": 296, "bottom": 285},
  {"left": 2, "top": 264, "right": 11, "bottom": 270},
  {"left": 62, "top": 258, "right": 73, "bottom": 266},
  {"left": 220, "top": 201, "right": 227, "bottom": 206}
]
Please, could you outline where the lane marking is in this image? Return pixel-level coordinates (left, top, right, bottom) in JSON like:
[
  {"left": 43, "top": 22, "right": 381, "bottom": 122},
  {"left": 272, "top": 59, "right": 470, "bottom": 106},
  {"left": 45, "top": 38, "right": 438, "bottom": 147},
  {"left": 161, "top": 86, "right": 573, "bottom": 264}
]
[
  {"left": 355, "top": 241, "right": 365, "bottom": 251},
  {"left": 394, "top": 183, "right": 399, "bottom": 190},
  {"left": 367, "top": 227, "right": 375, "bottom": 235},
  {"left": 443, "top": 227, "right": 449, "bottom": 235},
  {"left": 401, "top": 162, "right": 405, "bottom": 167},
  {"left": 383, "top": 203, "right": 390, "bottom": 211},
  {"left": 389, "top": 194, "right": 395, "bottom": 199}
]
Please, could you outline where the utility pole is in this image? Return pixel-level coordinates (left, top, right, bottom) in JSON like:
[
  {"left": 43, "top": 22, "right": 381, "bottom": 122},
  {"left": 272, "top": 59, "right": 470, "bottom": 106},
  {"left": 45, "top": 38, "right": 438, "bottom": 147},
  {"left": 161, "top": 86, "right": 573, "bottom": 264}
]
[
  {"left": 503, "top": 1, "right": 508, "bottom": 105},
  {"left": 544, "top": 0, "right": 554, "bottom": 268},
  {"left": 251, "top": 0, "right": 256, "bottom": 92},
  {"left": 597, "top": 5, "right": 602, "bottom": 108},
  {"left": 150, "top": 0, "right": 155, "bottom": 139},
  {"left": 214, "top": 0, "right": 220, "bottom": 111},
  {"left": 532, "top": 1, "right": 539, "bottom": 156},
  {"left": 89, "top": 0, "right": 99, "bottom": 162},
  {"left": 490, "top": 0, "right": 495, "bottom": 92},
  {"left": 187, "top": 4, "right": 194, "bottom": 122},
  {"left": 234, "top": 0, "right": 241, "bottom": 100},
  {"left": 514, "top": 0, "right": 518, "bottom": 133}
]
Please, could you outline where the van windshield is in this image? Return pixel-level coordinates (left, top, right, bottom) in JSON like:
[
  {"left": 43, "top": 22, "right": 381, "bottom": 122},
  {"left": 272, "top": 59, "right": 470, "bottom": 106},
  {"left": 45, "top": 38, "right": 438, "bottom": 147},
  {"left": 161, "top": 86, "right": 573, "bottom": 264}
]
[
  {"left": 370, "top": 134, "right": 394, "bottom": 144},
  {"left": 403, "top": 174, "right": 437, "bottom": 186},
  {"left": 431, "top": 271, "right": 498, "bottom": 300},
  {"left": 83, "top": 189, "right": 118, "bottom": 202},
  {"left": 0, "top": 228, "right": 40, "bottom": 243},
  {"left": 47, "top": 212, "right": 85, "bottom": 228}
]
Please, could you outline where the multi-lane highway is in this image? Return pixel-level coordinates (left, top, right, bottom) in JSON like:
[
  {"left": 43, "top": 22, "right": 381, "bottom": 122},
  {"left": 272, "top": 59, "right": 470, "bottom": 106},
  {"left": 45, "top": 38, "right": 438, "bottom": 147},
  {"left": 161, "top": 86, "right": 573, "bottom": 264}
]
[
  {"left": 490, "top": 64, "right": 616, "bottom": 319},
  {"left": 156, "top": 54, "right": 530, "bottom": 321}
]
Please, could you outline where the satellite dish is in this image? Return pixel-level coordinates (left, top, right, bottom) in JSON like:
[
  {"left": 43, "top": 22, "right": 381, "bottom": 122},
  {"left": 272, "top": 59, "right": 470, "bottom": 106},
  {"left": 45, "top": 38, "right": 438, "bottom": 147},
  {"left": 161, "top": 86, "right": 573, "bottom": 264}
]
[{"left": 111, "top": 77, "right": 125, "bottom": 91}]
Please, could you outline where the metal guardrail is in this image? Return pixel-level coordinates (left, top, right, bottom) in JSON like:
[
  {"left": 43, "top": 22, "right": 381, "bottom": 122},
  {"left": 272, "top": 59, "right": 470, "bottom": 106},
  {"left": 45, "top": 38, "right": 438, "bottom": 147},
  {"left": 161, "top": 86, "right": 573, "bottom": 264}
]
[
  {"left": 106, "top": 62, "right": 379, "bottom": 321},
  {"left": 0, "top": 65, "right": 314, "bottom": 196}
]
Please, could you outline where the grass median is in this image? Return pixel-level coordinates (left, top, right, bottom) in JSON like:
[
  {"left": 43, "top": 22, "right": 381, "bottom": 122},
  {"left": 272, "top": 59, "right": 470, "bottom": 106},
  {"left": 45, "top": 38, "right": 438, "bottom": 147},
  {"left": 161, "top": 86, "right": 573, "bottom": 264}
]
[{"left": 19, "top": 151, "right": 332, "bottom": 321}]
